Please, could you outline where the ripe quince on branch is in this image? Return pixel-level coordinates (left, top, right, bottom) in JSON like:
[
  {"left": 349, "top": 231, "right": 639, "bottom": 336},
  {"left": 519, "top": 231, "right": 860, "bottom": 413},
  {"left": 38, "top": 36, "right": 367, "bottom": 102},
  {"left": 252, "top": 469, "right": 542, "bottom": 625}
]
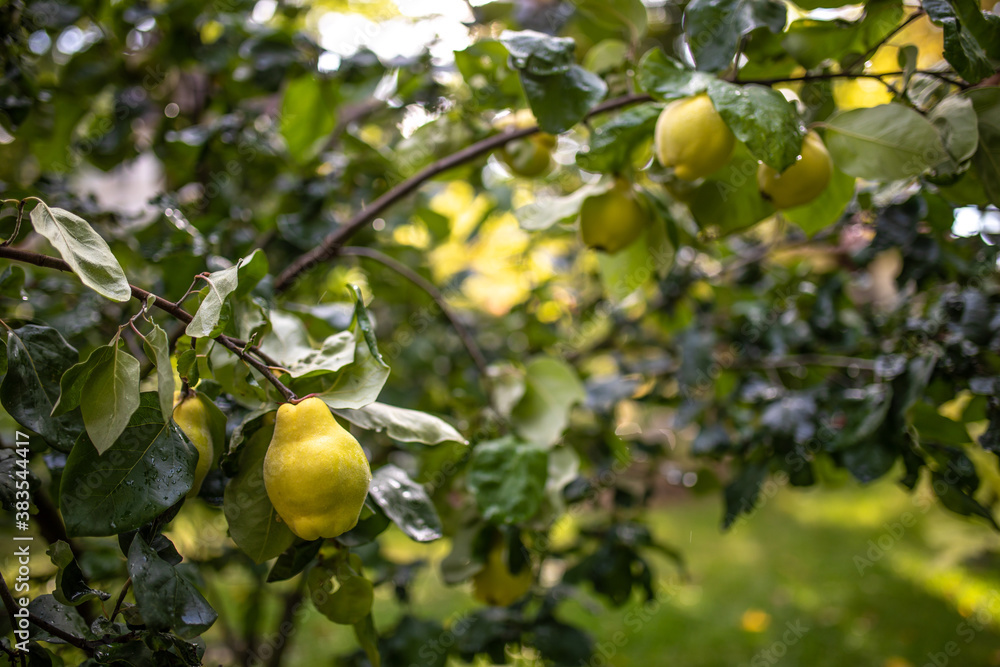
[{"left": 263, "top": 396, "right": 372, "bottom": 541}]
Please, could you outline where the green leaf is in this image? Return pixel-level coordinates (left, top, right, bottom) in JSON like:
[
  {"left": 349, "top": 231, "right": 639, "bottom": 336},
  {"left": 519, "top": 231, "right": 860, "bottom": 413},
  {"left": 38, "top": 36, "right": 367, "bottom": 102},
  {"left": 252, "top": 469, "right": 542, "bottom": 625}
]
[
  {"left": 0, "top": 449, "right": 39, "bottom": 511},
  {"left": 140, "top": 323, "right": 176, "bottom": 422},
  {"left": 284, "top": 331, "right": 355, "bottom": 378},
  {"left": 927, "top": 95, "right": 980, "bottom": 176},
  {"left": 583, "top": 39, "right": 630, "bottom": 74},
  {"left": 964, "top": 87, "right": 1000, "bottom": 207},
  {"left": 822, "top": 104, "right": 949, "bottom": 181},
  {"left": 60, "top": 393, "right": 198, "bottom": 536},
  {"left": 353, "top": 614, "right": 381, "bottom": 667},
  {"left": 781, "top": 167, "right": 856, "bottom": 236},
  {"left": 910, "top": 402, "right": 971, "bottom": 444},
  {"left": 127, "top": 534, "right": 218, "bottom": 638},
  {"left": 467, "top": 435, "right": 549, "bottom": 523},
  {"left": 312, "top": 288, "right": 389, "bottom": 409},
  {"left": 932, "top": 471, "right": 999, "bottom": 529},
  {"left": 333, "top": 403, "right": 466, "bottom": 445},
  {"left": 28, "top": 202, "right": 131, "bottom": 302},
  {"left": 267, "top": 540, "right": 323, "bottom": 583},
  {"left": 176, "top": 348, "right": 198, "bottom": 383},
  {"left": 280, "top": 75, "right": 338, "bottom": 164},
  {"left": 233, "top": 248, "right": 269, "bottom": 299},
  {"left": 707, "top": 81, "right": 804, "bottom": 172},
  {"left": 186, "top": 251, "right": 267, "bottom": 338},
  {"left": 636, "top": 49, "right": 713, "bottom": 101},
  {"left": 79, "top": 344, "right": 141, "bottom": 454},
  {"left": 924, "top": 0, "right": 997, "bottom": 82},
  {"left": 722, "top": 461, "right": 768, "bottom": 529},
  {"left": 52, "top": 344, "right": 114, "bottom": 417},
  {"left": 575, "top": 0, "right": 648, "bottom": 42},
  {"left": 596, "top": 223, "right": 668, "bottom": 301},
  {"left": 48, "top": 541, "right": 110, "bottom": 606},
  {"left": 455, "top": 40, "right": 523, "bottom": 110},
  {"left": 1, "top": 325, "right": 85, "bottom": 452},
  {"left": 308, "top": 556, "right": 374, "bottom": 625},
  {"left": 782, "top": 1, "right": 904, "bottom": 70},
  {"left": 367, "top": 464, "right": 443, "bottom": 542},
  {"left": 223, "top": 413, "right": 296, "bottom": 563},
  {"left": 520, "top": 66, "right": 608, "bottom": 135},
  {"left": 688, "top": 142, "right": 775, "bottom": 233},
  {"left": 511, "top": 357, "right": 586, "bottom": 447},
  {"left": 500, "top": 30, "right": 576, "bottom": 76},
  {"left": 683, "top": 0, "right": 787, "bottom": 72},
  {"left": 0, "top": 265, "right": 26, "bottom": 300},
  {"left": 577, "top": 104, "right": 660, "bottom": 173},
  {"left": 841, "top": 439, "right": 898, "bottom": 483},
  {"left": 28, "top": 595, "right": 89, "bottom": 642}
]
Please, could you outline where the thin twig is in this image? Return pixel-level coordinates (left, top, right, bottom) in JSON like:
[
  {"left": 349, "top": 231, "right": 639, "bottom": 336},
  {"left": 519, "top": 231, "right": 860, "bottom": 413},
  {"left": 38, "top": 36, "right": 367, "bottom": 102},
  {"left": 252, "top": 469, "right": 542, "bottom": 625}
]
[
  {"left": 0, "top": 200, "right": 25, "bottom": 247},
  {"left": 110, "top": 578, "right": 132, "bottom": 622},
  {"left": 0, "top": 245, "right": 295, "bottom": 402},
  {"left": 737, "top": 69, "right": 967, "bottom": 88},
  {"left": 846, "top": 9, "right": 926, "bottom": 72},
  {"left": 339, "top": 246, "right": 494, "bottom": 403},
  {"left": 273, "top": 93, "right": 655, "bottom": 292}
]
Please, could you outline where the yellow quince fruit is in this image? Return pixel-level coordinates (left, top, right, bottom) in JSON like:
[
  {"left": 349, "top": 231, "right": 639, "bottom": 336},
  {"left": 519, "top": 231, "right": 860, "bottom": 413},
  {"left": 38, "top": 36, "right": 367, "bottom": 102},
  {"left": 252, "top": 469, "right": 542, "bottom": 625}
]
[
  {"left": 172, "top": 391, "right": 218, "bottom": 499},
  {"left": 654, "top": 94, "right": 735, "bottom": 181},
  {"left": 263, "top": 397, "right": 372, "bottom": 541},
  {"left": 579, "top": 177, "right": 650, "bottom": 254},
  {"left": 472, "top": 541, "right": 533, "bottom": 606},
  {"left": 757, "top": 130, "right": 833, "bottom": 210}
]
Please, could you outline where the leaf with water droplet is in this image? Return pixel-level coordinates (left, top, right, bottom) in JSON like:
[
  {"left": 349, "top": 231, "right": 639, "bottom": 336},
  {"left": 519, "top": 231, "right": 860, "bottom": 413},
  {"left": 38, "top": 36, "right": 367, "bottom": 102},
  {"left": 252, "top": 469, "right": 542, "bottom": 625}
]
[
  {"left": 367, "top": 464, "right": 442, "bottom": 543},
  {"left": 60, "top": 392, "right": 197, "bottom": 537}
]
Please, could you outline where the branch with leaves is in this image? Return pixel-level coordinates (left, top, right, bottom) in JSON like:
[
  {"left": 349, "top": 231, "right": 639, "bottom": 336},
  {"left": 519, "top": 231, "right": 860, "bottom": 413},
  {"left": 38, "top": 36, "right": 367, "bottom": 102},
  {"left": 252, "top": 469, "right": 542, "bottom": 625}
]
[{"left": 0, "top": 244, "right": 296, "bottom": 402}]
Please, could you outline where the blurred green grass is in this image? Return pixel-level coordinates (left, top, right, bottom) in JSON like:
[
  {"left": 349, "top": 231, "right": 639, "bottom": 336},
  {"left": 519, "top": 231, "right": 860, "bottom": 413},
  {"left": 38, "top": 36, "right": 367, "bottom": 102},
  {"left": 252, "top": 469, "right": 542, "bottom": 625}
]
[{"left": 205, "top": 478, "right": 1000, "bottom": 666}]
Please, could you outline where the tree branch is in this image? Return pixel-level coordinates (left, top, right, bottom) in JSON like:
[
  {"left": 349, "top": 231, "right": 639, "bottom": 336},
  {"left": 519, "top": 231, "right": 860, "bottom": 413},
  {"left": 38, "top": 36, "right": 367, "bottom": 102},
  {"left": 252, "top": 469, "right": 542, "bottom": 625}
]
[
  {"left": 273, "top": 93, "right": 655, "bottom": 292},
  {"left": 0, "top": 245, "right": 295, "bottom": 402},
  {"left": 338, "top": 246, "right": 495, "bottom": 403},
  {"left": 0, "top": 571, "right": 94, "bottom": 654},
  {"left": 737, "top": 68, "right": 967, "bottom": 88},
  {"left": 264, "top": 581, "right": 305, "bottom": 667},
  {"left": 846, "top": 9, "right": 925, "bottom": 72}
]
